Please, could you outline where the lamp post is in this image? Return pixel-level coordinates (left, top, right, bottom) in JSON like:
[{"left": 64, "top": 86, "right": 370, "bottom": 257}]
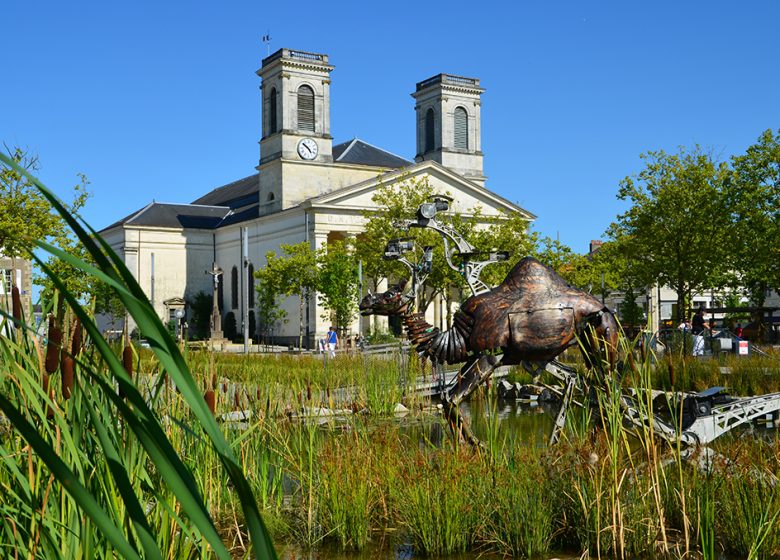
[{"left": 175, "top": 309, "right": 184, "bottom": 343}]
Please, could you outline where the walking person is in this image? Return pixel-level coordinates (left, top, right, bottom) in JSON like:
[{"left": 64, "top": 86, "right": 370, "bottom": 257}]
[
  {"left": 691, "top": 307, "right": 706, "bottom": 356},
  {"left": 327, "top": 326, "right": 338, "bottom": 358}
]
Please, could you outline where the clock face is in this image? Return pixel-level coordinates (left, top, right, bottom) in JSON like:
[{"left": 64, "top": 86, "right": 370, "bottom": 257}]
[{"left": 297, "top": 138, "right": 318, "bottom": 160}]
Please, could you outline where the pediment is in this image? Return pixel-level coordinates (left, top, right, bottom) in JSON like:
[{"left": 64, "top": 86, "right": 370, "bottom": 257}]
[{"left": 305, "top": 160, "right": 535, "bottom": 220}]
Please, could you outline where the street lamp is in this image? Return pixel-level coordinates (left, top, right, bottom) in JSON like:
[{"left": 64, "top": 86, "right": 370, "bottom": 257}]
[{"left": 175, "top": 309, "right": 184, "bottom": 342}]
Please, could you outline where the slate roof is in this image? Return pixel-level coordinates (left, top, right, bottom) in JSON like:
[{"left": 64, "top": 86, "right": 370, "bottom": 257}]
[
  {"left": 102, "top": 139, "right": 413, "bottom": 232},
  {"left": 100, "top": 202, "right": 231, "bottom": 231},
  {"left": 191, "top": 174, "right": 259, "bottom": 209},
  {"left": 332, "top": 139, "right": 411, "bottom": 168}
]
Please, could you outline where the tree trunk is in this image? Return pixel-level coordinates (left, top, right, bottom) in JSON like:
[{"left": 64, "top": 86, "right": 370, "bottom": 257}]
[{"left": 298, "top": 290, "right": 305, "bottom": 350}]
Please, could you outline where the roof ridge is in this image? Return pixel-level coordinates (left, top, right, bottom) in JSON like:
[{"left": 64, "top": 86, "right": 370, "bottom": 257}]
[
  {"left": 149, "top": 201, "right": 230, "bottom": 209},
  {"left": 125, "top": 201, "right": 156, "bottom": 224},
  {"left": 335, "top": 138, "right": 359, "bottom": 162}
]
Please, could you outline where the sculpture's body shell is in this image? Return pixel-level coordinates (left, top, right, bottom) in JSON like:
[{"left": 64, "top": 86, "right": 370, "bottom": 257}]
[{"left": 459, "top": 257, "right": 605, "bottom": 363}]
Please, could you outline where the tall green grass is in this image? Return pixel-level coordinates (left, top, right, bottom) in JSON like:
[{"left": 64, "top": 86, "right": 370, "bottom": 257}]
[{"left": 0, "top": 152, "right": 276, "bottom": 559}]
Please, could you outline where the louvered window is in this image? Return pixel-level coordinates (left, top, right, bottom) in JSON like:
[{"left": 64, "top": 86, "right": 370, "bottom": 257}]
[
  {"left": 268, "top": 88, "right": 278, "bottom": 134},
  {"left": 297, "top": 85, "right": 315, "bottom": 132},
  {"left": 424, "top": 108, "right": 435, "bottom": 152},
  {"left": 231, "top": 266, "right": 239, "bottom": 309},
  {"left": 454, "top": 107, "right": 468, "bottom": 150}
]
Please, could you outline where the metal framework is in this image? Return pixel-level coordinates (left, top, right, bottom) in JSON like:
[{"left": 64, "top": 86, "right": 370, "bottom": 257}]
[
  {"left": 394, "top": 197, "right": 780, "bottom": 448},
  {"left": 394, "top": 196, "right": 508, "bottom": 296}
]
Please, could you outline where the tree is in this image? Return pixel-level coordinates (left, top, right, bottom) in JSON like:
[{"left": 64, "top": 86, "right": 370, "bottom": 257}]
[
  {"left": 271, "top": 242, "right": 318, "bottom": 349},
  {"left": 471, "top": 211, "right": 536, "bottom": 288},
  {"left": 607, "top": 147, "right": 731, "bottom": 322},
  {"left": 187, "top": 291, "right": 212, "bottom": 339},
  {"left": 317, "top": 240, "right": 360, "bottom": 332},
  {"left": 359, "top": 174, "right": 527, "bottom": 323},
  {"left": 728, "top": 128, "right": 780, "bottom": 307},
  {"left": 357, "top": 174, "right": 450, "bottom": 312},
  {"left": 1, "top": 147, "right": 90, "bottom": 298},
  {"left": 254, "top": 251, "right": 288, "bottom": 345}
]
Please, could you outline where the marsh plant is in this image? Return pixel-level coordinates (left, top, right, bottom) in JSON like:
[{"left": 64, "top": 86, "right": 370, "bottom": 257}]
[{"left": 0, "top": 152, "right": 276, "bottom": 559}]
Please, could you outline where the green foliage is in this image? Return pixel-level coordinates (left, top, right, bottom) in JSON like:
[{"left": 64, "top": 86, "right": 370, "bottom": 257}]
[
  {"left": 223, "top": 311, "right": 237, "bottom": 340},
  {"left": 359, "top": 173, "right": 534, "bottom": 311},
  {"left": 0, "top": 147, "right": 84, "bottom": 258},
  {"left": 618, "top": 285, "right": 645, "bottom": 325},
  {"left": 0, "top": 151, "right": 277, "bottom": 559},
  {"left": 188, "top": 291, "right": 212, "bottom": 339},
  {"left": 316, "top": 240, "right": 360, "bottom": 331},
  {"left": 728, "top": 128, "right": 780, "bottom": 306},
  {"left": 254, "top": 252, "right": 288, "bottom": 341},
  {"left": 255, "top": 243, "right": 316, "bottom": 347},
  {"left": 608, "top": 147, "right": 732, "bottom": 322}
]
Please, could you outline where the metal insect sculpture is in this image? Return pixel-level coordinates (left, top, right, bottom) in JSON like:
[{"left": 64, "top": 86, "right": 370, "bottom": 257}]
[{"left": 360, "top": 197, "right": 618, "bottom": 446}]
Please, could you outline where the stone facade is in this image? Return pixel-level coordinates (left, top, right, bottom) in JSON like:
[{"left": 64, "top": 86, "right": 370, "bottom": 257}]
[
  {"left": 99, "top": 48, "right": 535, "bottom": 346},
  {"left": 0, "top": 255, "right": 33, "bottom": 321},
  {"left": 413, "top": 74, "right": 486, "bottom": 186}
]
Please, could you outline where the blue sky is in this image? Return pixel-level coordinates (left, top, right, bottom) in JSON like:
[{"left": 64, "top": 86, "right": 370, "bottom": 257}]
[{"left": 3, "top": 1, "right": 778, "bottom": 253}]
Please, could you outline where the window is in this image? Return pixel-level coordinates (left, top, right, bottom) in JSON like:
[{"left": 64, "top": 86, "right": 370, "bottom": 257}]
[
  {"left": 424, "top": 108, "right": 435, "bottom": 152},
  {"left": 247, "top": 264, "right": 255, "bottom": 308},
  {"left": 297, "top": 85, "right": 315, "bottom": 132},
  {"left": 268, "top": 87, "right": 278, "bottom": 134},
  {"left": 454, "top": 106, "right": 468, "bottom": 150},
  {"left": 231, "top": 266, "right": 239, "bottom": 309},
  {"left": 0, "top": 269, "right": 12, "bottom": 294},
  {"left": 267, "top": 192, "right": 275, "bottom": 202}
]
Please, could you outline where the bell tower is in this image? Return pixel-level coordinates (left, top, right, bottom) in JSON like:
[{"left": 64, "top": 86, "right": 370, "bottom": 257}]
[
  {"left": 412, "top": 74, "right": 486, "bottom": 186},
  {"left": 257, "top": 48, "right": 335, "bottom": 211}
]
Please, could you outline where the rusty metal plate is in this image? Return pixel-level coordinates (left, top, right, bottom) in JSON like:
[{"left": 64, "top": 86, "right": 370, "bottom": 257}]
[{"left": 508, "top": 307, "right": 575, "bottom": 354}]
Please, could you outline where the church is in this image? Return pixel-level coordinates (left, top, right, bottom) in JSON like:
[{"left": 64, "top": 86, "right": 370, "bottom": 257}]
[{"left": 99, "top": 48, "right": 534, "bottom": 346}]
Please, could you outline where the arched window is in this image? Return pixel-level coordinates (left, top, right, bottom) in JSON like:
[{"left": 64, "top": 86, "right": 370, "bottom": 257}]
[
  {"left": 231, "top": 266, "right": 238, "bottom": 309},
  {"left": 268, "top": 87, "right": 278, "bottom": 134},
  {"left": 247, "top": 264, "right": 255, "bottom": 308},
  {"left": 297, "top": 85, "right": 315, "bottom": 132},
  {"left": 424, "top": 108, "right": 435, "bottom": 152},
  {"left": 453, "top": 106, "right": 468, "bottom": 150},
  {"left": 267, "top": 192, "right": 275, "bottom": 202}
]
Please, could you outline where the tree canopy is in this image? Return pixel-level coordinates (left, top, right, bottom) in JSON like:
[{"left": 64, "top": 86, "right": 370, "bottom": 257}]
[{"left": 606, "top": 147, "right": 732, "bottom": 321}]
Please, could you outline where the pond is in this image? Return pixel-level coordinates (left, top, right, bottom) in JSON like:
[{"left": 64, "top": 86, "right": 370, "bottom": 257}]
[{"left": 269, "top": 395, "right": 776, "bottom": 560}]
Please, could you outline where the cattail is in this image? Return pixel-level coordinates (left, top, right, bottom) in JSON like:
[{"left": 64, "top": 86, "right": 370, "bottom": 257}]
[
  {"left": 222, "top": 382, "right": 228, "bottom": 393},
  {"left": 42, "top": 372, "right": 50, "bottom": 395},
  {"left": 211, "top": 373, "right": 217, "bottom": 390},
  {"left": 61, "top": 356, "right": 74, "bottom": 400},
  {"left": 256, "top": 387, "right": 262, "bottom": 401},
  {"left": 47, "top": 388, "right": 55, "bottom": 419},
  {"left": 234, "top": 390, "right": 240, "bottom": 409},
  {"left": 71, "top": 318, "right": 83, "bottom": 356},
  {"left": 306, "top": 381, "right": 312, "bottom": 401},
  {"left": 668, "top": 361, "right": 675, "bottom": 387},
  {"left": 204, "top": 390, "right": 216, "bottom": 414},
  {"left": 11, "top": 286, "right": 22, "bottom": 324},
  {"left": 120, "top": 345, "right": 133, "bottom": 398},
  {"left": 45, "top": 316, "right": 62, "bottom": 374}
]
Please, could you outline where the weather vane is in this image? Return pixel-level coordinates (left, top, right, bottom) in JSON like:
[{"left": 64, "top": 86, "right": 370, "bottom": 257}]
[{"left": 262, "top": 32, "right": 272, "bottom": 57}]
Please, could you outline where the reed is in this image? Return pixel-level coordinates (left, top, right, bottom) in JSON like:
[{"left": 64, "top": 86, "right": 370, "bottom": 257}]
[{"left": 0, "top": 152, "right": 276, "bottom": 559}]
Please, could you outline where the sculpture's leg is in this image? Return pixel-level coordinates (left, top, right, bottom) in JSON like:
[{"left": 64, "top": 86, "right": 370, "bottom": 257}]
[
  {"left": 549, "top": 370, "right": 577, "bottom": 445},
  {"left": 442, "top": 354, "right": 502, "bottom": 447}
]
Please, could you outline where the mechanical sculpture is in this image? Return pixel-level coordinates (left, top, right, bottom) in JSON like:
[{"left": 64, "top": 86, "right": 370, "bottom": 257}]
[{"left": 359, "top": 198, "right": 618, "bottom": 446}]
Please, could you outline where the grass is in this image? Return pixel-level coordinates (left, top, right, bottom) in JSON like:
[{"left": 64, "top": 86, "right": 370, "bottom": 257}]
[{"left": 4, "top": 153, "right": 780, "bottom": 559}]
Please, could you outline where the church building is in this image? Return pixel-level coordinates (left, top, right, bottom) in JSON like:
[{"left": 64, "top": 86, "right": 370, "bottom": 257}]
[{"left": 99, "top": 48, "right": 534, "bottom": 345}]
